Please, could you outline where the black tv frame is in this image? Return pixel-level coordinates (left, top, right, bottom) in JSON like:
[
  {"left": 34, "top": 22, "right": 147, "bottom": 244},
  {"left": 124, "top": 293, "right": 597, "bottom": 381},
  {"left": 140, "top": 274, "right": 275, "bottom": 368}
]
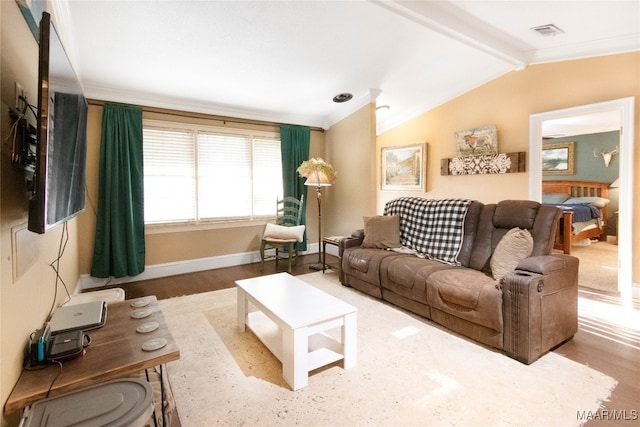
[{"left": 28, "top": 12, "right": 88, "bottom": 234}]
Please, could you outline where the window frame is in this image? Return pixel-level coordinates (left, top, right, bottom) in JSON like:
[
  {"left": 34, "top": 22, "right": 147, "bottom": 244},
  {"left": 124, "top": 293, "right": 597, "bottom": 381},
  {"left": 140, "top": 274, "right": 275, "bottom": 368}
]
[{"left": 142, "top": 119, "right": 282, "bottom": 234}]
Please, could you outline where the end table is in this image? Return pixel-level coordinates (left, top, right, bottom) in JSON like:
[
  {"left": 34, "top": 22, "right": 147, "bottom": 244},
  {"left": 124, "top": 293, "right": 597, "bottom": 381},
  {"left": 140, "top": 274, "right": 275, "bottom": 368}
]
[{"left": 322, "top": 236, "right": 345, "bottom": 274}]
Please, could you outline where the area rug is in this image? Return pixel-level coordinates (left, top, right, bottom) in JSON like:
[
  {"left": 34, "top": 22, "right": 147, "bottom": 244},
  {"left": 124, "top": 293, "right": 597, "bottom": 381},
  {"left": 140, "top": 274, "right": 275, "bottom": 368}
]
[
  {"left": 158, "top": 272, "right": 616, "bottom": 427},
  {"left": 568, "top": 241, "right": 618, "bottom": 293}
]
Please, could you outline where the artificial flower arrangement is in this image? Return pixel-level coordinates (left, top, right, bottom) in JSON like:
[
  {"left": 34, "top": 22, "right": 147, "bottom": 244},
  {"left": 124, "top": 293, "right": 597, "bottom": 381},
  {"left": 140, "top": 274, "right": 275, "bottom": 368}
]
[{"left": 296, "top": 157, "right": 337, "bottom": 183}]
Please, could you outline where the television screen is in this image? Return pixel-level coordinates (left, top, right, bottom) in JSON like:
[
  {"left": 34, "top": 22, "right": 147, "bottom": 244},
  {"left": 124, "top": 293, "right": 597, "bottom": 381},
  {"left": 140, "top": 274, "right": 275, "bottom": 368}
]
[{"left": 28, "top": 12, "right": 88, "bottom": 234}]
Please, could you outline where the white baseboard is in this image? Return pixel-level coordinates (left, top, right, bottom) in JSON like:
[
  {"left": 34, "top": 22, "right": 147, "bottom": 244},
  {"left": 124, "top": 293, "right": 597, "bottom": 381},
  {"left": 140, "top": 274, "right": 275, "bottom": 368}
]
[
  {"left": 78, "top": 244, "right": 318, "bottom": 291},
  {"left": 80, "top": 244, "right": 638, "bottom": 300}
]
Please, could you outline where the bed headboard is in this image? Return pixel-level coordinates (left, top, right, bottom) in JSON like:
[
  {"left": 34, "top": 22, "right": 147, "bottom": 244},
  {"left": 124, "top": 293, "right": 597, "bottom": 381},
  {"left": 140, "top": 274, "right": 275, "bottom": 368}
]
[{"left": 542, "top": 180, "right": 610, "bottom": 199}]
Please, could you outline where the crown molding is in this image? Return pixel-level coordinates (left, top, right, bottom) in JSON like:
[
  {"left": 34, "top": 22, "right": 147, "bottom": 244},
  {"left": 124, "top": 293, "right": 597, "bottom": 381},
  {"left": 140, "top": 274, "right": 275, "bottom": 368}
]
[
  {"left": 83, "top": 83, "right": 327, "bottom": 129},
  {"left": 85, "top": 83, "right": 384, "bottom": 131},
  {"left": 527, "top": 34, "right": 640, "bottom": 64}
]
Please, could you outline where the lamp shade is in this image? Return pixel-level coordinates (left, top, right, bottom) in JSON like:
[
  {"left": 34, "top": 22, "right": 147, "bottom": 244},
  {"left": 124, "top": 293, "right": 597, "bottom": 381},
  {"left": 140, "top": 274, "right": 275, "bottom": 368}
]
[
  {"left": 304, "top": 170, "right": 333, "bottom": 187},
  {"left": 610, "top": 178, "right": 621, "bottom": 188}
]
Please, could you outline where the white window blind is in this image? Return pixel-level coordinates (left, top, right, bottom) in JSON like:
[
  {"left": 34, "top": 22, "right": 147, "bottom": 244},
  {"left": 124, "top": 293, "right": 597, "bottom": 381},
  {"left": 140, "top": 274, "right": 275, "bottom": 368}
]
[
  {"left": 253, "top": 137, "right": 283, "bottom": 216},
  {"left": 143, "top": 127, "right": 196, "bottom": 223},
  {"left": 197, "top": 132, "right": 252, "bottom": 219},
  {"left": 143, "top": 121, "right": 282, "bottom": 225}
]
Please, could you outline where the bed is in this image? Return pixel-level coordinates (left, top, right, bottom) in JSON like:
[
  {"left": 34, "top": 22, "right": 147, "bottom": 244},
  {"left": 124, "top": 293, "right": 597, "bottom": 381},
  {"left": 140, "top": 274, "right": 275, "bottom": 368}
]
[{"left": 541, "top": 180, "right": 610, "bottom": 255}]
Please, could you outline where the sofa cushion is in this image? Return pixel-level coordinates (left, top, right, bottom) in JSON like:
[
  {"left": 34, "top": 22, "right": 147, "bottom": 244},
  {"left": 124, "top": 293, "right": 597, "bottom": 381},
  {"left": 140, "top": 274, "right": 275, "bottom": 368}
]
[
  {"left": 469, "top": 201, "right": 558, "bottom": 273},
  {"left": 343, "top": 247, "right": 402, "bottom": 276},
  {"left": 362, "top": 215, "right": 401, "bottom": 249},
  {"left": 432, "top": 270, "right": 482, "bottom": 309},
  {"left": 456, "top": 200, "right": 484, "bottom": 267},
  {"left": 381, "top": 257, "right": 456, "bottom": 302},
  {"left": 490, "top": 228, "right": 533, "bottom": 280},
  {"left": 342, "top": 247, "right": 407, "bottom": 299},
  {"left": 493, "top": 200, "right": 539, "bottom": 230},
  {"left": 427, "top": 269, "right": 503, "bottom": 332}
]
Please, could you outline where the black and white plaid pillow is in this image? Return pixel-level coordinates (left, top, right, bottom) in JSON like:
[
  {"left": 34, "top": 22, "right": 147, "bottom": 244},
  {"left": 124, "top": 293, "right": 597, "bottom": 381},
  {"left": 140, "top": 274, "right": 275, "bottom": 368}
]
[{"left": 384, "top": 197, "right": 472, "bottom": 265}]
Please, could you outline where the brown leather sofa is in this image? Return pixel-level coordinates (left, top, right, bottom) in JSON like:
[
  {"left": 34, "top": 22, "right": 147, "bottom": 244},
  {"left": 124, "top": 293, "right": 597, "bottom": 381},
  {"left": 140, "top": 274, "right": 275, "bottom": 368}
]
[{"left": 340, "top": 198, "right": 579, "bottom": 364}]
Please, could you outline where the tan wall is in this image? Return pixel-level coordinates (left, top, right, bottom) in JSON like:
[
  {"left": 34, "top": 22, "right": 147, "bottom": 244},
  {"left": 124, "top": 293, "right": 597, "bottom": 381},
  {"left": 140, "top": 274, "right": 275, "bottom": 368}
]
[
  {"left": 377, "top": 52, "right": 640, "bottom": 283},
  {"left": 1, "top": 3, "right": 83, "bottom": 424},
  {"left": 324, "top": 104, "right": 377, "bottom": 238},
  {"left": 77, "top": 107, "right": 327, "bottom": 272}
]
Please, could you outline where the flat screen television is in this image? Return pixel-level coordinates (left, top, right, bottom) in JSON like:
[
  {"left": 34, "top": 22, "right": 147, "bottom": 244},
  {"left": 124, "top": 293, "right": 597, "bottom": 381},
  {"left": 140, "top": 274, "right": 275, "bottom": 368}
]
[{"left": 28, "top": 12, "right": 88, "bottom": 234}]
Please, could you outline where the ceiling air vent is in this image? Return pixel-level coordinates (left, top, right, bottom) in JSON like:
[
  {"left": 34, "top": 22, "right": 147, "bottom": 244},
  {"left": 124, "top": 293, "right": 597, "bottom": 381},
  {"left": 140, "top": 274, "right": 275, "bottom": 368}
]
[{"left": 531, "top": 24, "right": 564, "bottom": 36}]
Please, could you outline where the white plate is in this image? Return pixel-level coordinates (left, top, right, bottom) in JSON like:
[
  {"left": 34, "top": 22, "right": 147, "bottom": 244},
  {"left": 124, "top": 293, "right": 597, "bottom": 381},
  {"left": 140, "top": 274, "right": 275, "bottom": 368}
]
[
  {"left": 131, "top": 308, "right": 152, "bottom": 319},
  {"left": 136, "top": 321, "right": 159, "bottom": 334},
  {"left": 142, "top": 337, "right": 167, "bottom": 352},
  {"left": 130, "top": 298, "right": 151, "bottom": 308}
]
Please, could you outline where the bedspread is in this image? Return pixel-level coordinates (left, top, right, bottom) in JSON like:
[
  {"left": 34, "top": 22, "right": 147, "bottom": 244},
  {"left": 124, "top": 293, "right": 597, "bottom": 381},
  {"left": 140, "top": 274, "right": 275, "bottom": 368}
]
[{"left": 554, "top": 204, "right": 600, "bottom": 223}]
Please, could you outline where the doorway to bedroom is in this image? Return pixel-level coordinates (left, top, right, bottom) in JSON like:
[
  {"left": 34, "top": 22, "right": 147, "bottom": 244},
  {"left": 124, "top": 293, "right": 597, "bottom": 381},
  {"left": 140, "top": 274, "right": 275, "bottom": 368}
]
[
  {"left": 528, "top": 97, "right": 635, "bottom": 300},
  {"left": 540, "top": 113, "right": 620, "bottom": 294}
]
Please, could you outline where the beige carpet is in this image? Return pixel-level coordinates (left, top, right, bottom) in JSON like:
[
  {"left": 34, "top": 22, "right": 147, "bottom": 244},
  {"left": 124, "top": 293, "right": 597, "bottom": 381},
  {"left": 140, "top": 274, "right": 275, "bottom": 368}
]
[
  {"left": 159, "top": 272, "right": 616, "bottom": 427},
  {"left": 567, "top": 241, "right": 618, "bottom": 293}
]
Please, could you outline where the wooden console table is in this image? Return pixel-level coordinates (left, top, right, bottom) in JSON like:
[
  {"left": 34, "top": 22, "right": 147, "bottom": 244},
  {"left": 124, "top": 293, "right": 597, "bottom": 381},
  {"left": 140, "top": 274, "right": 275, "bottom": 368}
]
[{"left": 4, "top": 296, "right": 179, "bottom": 414}]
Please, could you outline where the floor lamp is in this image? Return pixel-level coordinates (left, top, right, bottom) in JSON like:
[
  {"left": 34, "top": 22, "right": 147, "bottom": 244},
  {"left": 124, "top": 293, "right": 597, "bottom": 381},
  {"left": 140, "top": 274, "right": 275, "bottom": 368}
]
[{"left": 304, "top": 169, "right": 333, "bottom": 271}]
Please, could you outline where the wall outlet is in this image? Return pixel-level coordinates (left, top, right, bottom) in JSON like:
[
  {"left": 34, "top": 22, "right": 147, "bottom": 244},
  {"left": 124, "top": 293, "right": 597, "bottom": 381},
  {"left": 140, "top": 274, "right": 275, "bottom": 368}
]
[{"left": 15, "top": 82, "right": 26, "bottom": 112}]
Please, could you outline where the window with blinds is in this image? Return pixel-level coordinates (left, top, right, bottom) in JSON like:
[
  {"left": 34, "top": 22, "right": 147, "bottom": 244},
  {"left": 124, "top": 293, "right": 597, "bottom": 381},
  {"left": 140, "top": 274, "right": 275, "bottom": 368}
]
[{"left": 143, "top": 120, "right": 283, "bottom": 224}]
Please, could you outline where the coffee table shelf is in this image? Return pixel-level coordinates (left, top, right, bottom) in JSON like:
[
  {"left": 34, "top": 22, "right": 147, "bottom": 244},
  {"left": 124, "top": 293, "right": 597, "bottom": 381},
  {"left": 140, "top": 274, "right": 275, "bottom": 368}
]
[
  {"left": 247, "top": 311, "right": 345, "bottom": 372},
  {"left": 237, "top": 273, "right": 357, "bottom": 390},
  {"left": 247, "top": 311, "right": 283, "bottom": 359}
]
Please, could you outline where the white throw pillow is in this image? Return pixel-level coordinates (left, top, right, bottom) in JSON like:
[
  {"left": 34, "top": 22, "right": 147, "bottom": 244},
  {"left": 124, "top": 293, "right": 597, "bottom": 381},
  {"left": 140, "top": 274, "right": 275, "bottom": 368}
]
[
  {"left": 490, "top": 228, "right": 533, "bottom": 280},
  {"left": 263, "top": 223, "right": 305, "bottom": 242}
]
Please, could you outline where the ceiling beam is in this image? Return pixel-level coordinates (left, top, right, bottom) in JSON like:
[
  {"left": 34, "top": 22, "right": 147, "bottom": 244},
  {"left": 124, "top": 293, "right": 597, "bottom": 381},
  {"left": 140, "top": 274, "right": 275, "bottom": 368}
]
[{"left": 371, "top": 0, "right": 528, "bottom": 71}]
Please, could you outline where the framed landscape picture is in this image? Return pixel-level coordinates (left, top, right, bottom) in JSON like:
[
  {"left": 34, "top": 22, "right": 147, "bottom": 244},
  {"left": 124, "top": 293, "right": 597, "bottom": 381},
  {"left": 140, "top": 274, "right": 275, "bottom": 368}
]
[
  {"left": 542, "top": 142, "right": 575, "bottom": 175},
  {"left": 381, "top": 143, "right": 425, "bottom": 191}
]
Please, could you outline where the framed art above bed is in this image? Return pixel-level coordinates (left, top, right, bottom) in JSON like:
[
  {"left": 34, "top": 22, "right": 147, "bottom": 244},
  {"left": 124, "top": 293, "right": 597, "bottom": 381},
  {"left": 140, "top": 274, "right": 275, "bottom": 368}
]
[{"left": 542, "top": 142, "right": 575, "bottom": 175}]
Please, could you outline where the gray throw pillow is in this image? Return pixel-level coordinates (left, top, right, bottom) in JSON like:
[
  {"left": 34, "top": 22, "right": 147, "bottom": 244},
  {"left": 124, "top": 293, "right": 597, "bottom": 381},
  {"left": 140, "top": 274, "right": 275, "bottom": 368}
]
[{"left": 490, "top": 228, "right": 533, "bottom": 280}]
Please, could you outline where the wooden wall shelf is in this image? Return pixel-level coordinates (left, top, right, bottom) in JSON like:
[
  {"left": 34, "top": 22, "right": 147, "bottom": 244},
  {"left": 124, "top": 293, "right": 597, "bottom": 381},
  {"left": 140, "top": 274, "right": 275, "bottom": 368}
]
[{"left": 440, "top": 152, "right": 526, "bottom": 176}]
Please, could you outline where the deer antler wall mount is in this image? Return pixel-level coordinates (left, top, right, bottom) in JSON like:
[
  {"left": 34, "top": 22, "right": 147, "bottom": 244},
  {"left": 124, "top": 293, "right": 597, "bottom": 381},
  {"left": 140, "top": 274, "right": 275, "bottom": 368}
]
[{"left": 594, "top": 146, "right": 619, "bottom": 167}]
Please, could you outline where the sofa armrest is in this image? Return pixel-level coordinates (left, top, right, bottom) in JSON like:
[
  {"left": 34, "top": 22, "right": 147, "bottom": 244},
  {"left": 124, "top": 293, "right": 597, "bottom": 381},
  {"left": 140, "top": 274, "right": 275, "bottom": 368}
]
[
  {"left": 515, "top": 255, "right": 568, "bottom": 275},
  {"left": 501, "top": 254, "right": 579, "bottom": 364},
  {"left": 513, "top": 254, "right": 578, "bottom": 293},
  {"left": 340, "top": 230, "right": 364, "bottom": 250}
]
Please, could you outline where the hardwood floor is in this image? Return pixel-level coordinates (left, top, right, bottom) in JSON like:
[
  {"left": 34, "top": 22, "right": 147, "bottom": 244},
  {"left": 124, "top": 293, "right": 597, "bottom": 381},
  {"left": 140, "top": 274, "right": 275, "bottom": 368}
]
[
  {"left": 107, "top": 254, "right": 321, "bottom": 300},
  {"left": 558, "top": 290, "right": 640, "bottom": 426},
  {"left": 110, "top": 255, "right": 639, "bottom": 426}
]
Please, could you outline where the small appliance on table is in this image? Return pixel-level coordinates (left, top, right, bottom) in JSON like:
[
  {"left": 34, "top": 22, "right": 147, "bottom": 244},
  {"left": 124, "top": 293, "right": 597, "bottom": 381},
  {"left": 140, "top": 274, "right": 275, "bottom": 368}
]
[{"left": 236, "top": 272, "right": 357, "bottom": 390}]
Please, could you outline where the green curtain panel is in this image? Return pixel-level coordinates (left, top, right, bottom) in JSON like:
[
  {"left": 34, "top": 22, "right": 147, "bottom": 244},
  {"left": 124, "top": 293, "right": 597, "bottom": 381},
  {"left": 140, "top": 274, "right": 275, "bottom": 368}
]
[
  {"left": 280, "top": 124, "right": 310, "bottom": 251},
  {"left": 90, "top": 103, "right": 145, "bottom": 278}
]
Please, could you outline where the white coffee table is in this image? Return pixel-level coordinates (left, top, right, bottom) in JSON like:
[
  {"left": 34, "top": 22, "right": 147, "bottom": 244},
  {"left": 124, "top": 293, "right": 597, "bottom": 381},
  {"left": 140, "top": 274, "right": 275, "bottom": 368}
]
[{"left": 236, "top": 272, "right": 357, "bottom": 390}]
